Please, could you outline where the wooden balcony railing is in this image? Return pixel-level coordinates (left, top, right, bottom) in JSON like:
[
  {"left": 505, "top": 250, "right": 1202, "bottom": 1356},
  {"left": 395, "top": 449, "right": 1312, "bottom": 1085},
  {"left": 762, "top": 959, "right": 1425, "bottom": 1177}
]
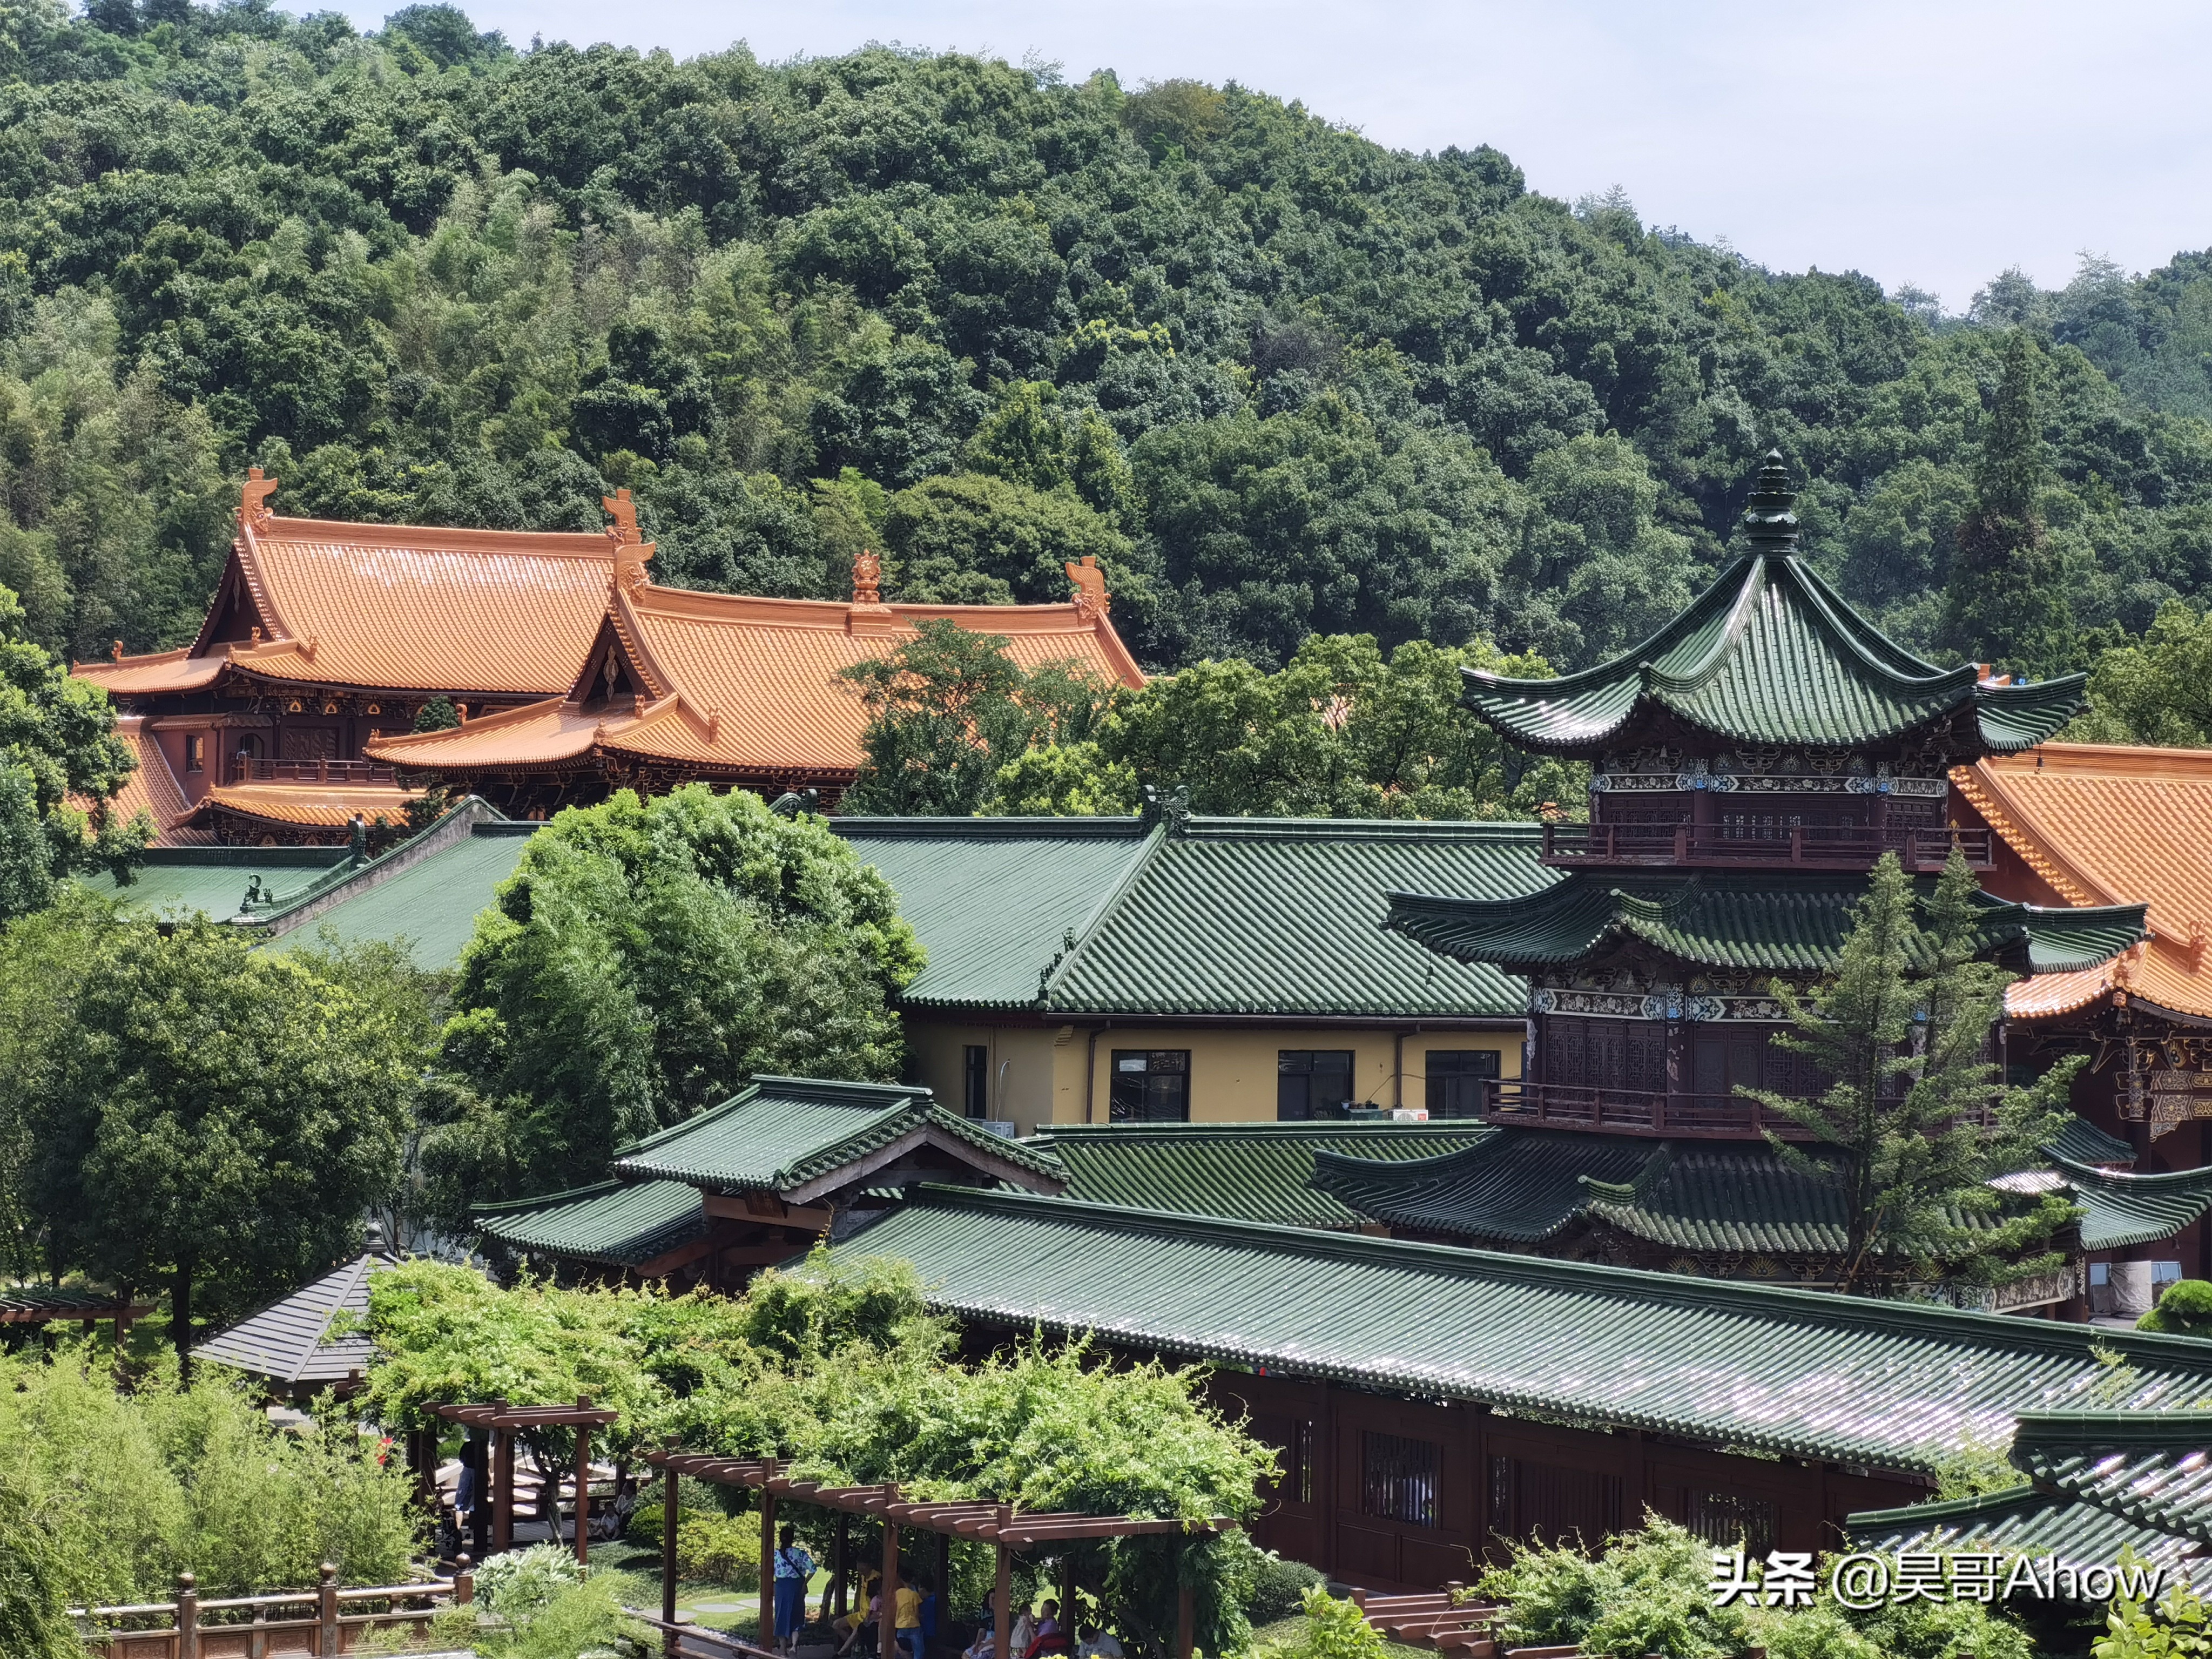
[
  {"left": 1540, "top": 821, "right": 1992, "bottom": 871},
  {"left": 225, "top": 756, "right": 396, "bottom": 787},
  {"left": 74, "top": 1562, "right": 470, "bottom": 1658},
  {"left": 1478, "top": 1080, "right": 1820, "bottom": 1139}
]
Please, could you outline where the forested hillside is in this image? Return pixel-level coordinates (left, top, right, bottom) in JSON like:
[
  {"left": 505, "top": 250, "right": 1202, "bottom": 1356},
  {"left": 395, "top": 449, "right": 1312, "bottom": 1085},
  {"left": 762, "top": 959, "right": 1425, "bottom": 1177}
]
[{"left": 7, "top": 0, "right": 2212, "bottom": 684}]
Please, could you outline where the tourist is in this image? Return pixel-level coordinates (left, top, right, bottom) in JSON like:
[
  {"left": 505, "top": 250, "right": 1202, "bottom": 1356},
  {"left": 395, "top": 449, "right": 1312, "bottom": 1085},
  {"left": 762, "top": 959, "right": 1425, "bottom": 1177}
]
[
  {"left": 774, "top": 1523, "right": 816, "bottom": 1651},
  {"left": 1023, "top": 1599, "right": 1067, "bottom": 1659},
  {"left": 835, "top": 1577, "right": 880, "bottom": 1655},
  {"left": 961, "top": 1595, "right": 996, "bottom": 1659},
  {"left": 895, "top": 1572, "right": 926, "bottom": 1659},
  {"left": 1077, "top": 1625, "right": 1121, "bottom": 1659}
]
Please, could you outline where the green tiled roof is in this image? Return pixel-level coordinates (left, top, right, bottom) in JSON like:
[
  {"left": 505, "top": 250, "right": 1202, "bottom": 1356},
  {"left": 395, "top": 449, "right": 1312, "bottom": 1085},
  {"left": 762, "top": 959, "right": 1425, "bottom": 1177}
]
[
  {"left": 1312, "top": 1134, "right": 2025, "bottom": 1257},
  {"left": 1031, "top": 1122, "right": 1497, "bottom": 1230},
  {"left": 1850, "top": 1409, "right": 2212, "bottom": 1577},
  {"left": 2053, "top": 1153, "right": 2212, "bottom": 1251},
  {"left": 473, "top": 1180, "right": 705, "bottom": 1267},
  {"left": 266, "top": 822, "right": 535, "bottom": 971},
  {"left": 612, "top": 1076, "right": 1065, "bottom": 1197},
  {"left": 841, "top": 815, "right": 1554, "bottom": 1019},
  {"left": 2045, "top": 1116, "right": 2136, "bottom": 1167},
  {"left": 80, "top": 847, "right": 347, "bottom": 919},
  {"left": 837, "top": 819, "right": 1156, "bottom": 1009},
  {"left": 1312, "top": 1131, "right": 1652, "bottom": 1244},
  {"left": 1459, "top": 454, "right": 2085, "bottom": 758},
  {"left": 1385, "top": 869, "right": 2146, "bottom": 978},
  {"left": 827, "top": 1186, "right": 2212, "bottom": 1475}
]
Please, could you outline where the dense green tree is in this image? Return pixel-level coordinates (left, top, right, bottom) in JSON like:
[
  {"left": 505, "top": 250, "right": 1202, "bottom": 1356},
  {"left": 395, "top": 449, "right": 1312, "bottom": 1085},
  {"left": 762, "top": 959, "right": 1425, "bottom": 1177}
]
[
  {"left": 1940, "top": 329, "right": 2073, "bottom": 675},
  {"left": 27, "top": 918, "right": 412, "bottom": 1370},
  {"left": 882, "top": 472, "right": 1147, "bottom": 609},
  {"left": 432, "top": 786, "right": 922, "bottom": 1209},
  {"left": 2071, "top": 598, "right": 2212, "bottom": 745},
  {"left": 982, "top": 633, "right": 1583, "bottom": 819},
  {"left": 1748, "top": 851, "right": 2078, "bottom": 1294},
  {"left": 839, "top": 618, "right": 1049, "bottom": 815}
]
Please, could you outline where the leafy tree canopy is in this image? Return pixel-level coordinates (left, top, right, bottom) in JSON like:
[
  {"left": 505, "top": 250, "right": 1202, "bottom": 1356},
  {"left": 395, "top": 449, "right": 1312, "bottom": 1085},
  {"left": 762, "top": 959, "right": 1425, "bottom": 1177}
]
[
  {"left": 11, "top": 7, "right": 2212, "bottom": 683},
  {"left": 430, "top": 785, "right": 923, "bottom": 1208},
  {"left": 24, "top": 915, "right": 413, "bottom": 1366}
]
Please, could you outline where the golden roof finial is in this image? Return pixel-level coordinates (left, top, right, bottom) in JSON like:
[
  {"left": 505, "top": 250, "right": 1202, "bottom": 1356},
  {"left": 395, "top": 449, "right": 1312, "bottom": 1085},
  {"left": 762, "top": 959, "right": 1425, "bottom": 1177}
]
[{"left": 853, "top": 549, "right": 883, "bottom": 605}]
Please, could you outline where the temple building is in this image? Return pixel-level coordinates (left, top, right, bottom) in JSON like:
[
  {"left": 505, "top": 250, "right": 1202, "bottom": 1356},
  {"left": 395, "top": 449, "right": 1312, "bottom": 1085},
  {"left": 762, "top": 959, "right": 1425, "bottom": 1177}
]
[
  {"left": 1349, "top": 454, "right": 2156, "bottom": 1304},
  {"left": 73, "top": 469, "right": 619, "bottom": 844},
  {"left": 73, "top": 473, "right": 1142, "bottom": 841},
  {"left": 363, "top": 519, "right": 1143, "bottom": 818},
  {"left": 1954, "top": 743, "right": 2212, "bottom": 1305}
]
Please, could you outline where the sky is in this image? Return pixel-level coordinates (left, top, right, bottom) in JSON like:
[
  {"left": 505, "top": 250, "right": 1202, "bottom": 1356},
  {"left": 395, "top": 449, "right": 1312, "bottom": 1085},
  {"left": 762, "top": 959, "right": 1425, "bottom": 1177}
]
[{"left": 339, "top": 0, "right": 2212, "bottom": 311}]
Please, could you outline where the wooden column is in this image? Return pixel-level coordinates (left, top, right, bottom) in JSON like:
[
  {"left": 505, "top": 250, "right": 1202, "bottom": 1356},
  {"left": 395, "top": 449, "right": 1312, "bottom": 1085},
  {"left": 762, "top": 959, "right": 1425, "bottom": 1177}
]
[
  {"left": 177, "top": 1573, "right": 199, "bottom": 1659},
  {"left": 879, "top": 1496, "right": 902, "bottom": 1659},
  {"left": 469, "top": 1428, "right": 490, "bottom": 1560},
  {"left": 992, "top": 1519, "right": 1011, "bottom": 1659},
  {"left": 1058, "top": 1554, "right": 1075, "bottom": 1634},
  {"left": 493, "top": 1411, "right": 515, "bottom": 1554},
  {"left": 1174, "top": 1581, "right": 1194, "bottom": 1659},
  {"left": 574, "top": 1395, "right": 593, "bottom": 1566},
  {"left": 833, "top": 1514, "right": 851, "bottom": 1618},
  {"left": 759, "top": 1486, "right": 778, "bottom": 1647},
  {"left": 662, "top": 1472, "right": 680, "bottom": 1656},
  {"left": 936, "top": 1532, "right": 952, "bottom": 1640},
  {"left": 1317, "top": 1381, "right": 1338, "bottom": 1576}
]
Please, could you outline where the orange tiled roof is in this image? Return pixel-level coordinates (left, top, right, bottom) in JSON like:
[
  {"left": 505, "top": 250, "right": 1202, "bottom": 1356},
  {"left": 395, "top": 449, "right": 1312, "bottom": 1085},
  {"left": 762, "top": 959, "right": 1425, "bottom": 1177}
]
[
  {"left": 80, "top": 718, "right": 213, "bottom": 846},
  {"left": 75, "top": 471, "right": 620, "bottom": 699},
  {"left": 179, "top": 783, "right": 421, "bottom": 831},
  {"left": 368, "top": 573, "right": 1145, "bottom": 780},
  {"left": 1957, "top": 744, "right": 2212, "bottom": 1020}
]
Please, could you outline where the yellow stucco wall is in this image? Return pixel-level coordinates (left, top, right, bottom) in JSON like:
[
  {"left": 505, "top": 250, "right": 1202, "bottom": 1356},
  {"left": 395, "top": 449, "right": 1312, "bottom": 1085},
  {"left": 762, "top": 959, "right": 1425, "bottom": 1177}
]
[{"left": 905, "top": 1018, "right": 1522, "bottom": 1132}]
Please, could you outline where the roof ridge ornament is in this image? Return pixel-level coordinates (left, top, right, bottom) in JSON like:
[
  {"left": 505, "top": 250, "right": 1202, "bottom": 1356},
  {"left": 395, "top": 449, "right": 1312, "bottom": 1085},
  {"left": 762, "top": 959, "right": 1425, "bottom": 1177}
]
[
  {"left": 853, "top": 548, "right": 883, "bottom": 605},
  {"left": 1067, "top": 554, "right": 1111, "bottom": 619},
  {"left": 1739, "top": 449, "right": 1799, "bottom": 557},
  {"left": 240, "top": 465, "right": 278, "bottom": 532},
  {"left": 602, "top": 488, "right": 655, "bottom": 594}
]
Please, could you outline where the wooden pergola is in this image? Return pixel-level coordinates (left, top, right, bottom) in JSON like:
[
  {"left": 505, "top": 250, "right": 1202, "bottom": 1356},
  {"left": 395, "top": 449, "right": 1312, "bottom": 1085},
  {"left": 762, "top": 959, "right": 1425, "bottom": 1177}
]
[
  {"left": 427, "top": 1397, "right": 621, "bottom": 1563},
  {"left": 644, "top": 1452, "right": 1232, "bottom": 1659},
  {"left": 0, "top": 1286, "right": 152, "bottom": 1347}
]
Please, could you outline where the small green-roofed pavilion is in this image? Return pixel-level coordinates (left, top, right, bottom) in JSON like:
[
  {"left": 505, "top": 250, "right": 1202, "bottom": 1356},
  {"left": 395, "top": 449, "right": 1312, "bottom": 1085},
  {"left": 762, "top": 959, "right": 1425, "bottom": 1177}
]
[
  {"left": 822, "top": 1185, "right": 2212, "bottom": 1476},
  {"left": 1029, "top": 1121, "right": 1497, "bottom": 1230},
  {"left": 1850, "top": 1410, "right": 2212, "bottom": 1577},
  {"left": 611, "top": 1075, "right": 1067, "bottom": 1201}
]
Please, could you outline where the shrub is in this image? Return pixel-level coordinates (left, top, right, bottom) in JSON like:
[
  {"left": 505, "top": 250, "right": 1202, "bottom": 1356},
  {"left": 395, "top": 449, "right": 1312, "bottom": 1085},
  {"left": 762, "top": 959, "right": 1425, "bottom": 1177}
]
[
  {"left": 472, "top": 1544, "right": 584, "bottom": 1621},
  {"left": 677, "top": 1511, "right": 763, "bottom": 1587},
  {"left": 1289, "top": 1588, "right": 1386, "bottom": 1659},
  {"left": 2138, "top": 1277, "right": 2212, "bottom": 1336},
  {"left": 1243, "top": 1548, "right": 1326, "bottom": 1624}
]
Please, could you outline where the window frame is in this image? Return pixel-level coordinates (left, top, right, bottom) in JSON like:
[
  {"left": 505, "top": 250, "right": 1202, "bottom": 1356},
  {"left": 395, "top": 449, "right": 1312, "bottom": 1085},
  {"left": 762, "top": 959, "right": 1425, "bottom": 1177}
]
[
  {"left": 1277, "top": 1049, "right": 1357, "bottom": 1121},
  {"left": 1108, "top": 1049, "right": 1191, "bottom": 1123}
]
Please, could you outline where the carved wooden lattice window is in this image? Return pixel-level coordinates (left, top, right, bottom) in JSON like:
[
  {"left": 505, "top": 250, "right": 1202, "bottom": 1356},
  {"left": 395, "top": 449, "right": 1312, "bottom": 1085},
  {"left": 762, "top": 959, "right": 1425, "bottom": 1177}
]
[
  {"left": 1361, "top": 1432, "right": 1439, "bottom": 1528},
  {"left": 1549, "top": 1019, "right": 1665, "bottom": 1093}
]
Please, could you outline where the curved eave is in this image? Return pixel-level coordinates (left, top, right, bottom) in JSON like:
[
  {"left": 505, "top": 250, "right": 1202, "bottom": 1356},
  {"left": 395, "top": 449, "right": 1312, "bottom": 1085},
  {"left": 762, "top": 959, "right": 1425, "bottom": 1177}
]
[
  {"left": 2012, "top": 902, "right": 2149, "bottom": 974},
  {"left": 1974, "top": 676, "right": 2089, "bottom": 752}
]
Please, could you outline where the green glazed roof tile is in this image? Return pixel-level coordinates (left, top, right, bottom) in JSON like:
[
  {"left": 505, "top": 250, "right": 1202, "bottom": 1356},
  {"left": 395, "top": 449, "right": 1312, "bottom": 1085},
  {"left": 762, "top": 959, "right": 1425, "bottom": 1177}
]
[
  {"left": 1850, "top": 1408, "right": 2212, "bottom": 1576},
  {"left": 2052, "top": 1154, "right": 2212, "bottom": 1251},
  {"left": 473, "top": 1179, "right": 706, "bottom": 1267},
  {"left": 827, "top": 1186, "right": 2212, "bottom": 1475},
  {"left": 2044, "top": 1117, "right": 2136, "bottom": 1167},
  {"left": 79, "top": 846, "right": 348, "bottom": 919},
  {"left": 1033, "top": 1122, "right": 1497, "bottom": 1230},
  {"left": 838, "top": 819, "right": 1156, "bottom": 1010},
  {"left": 842, "top": 816, "right": 1553, "bottom": 1019},
  {"left": 267, "top": 823, "right": 534, "bottom": 971},
  {"left": 612, "top": 1075, "right": 1065, "bottom": 1195},
  {"left": 1460, "top": 455, "right": 2085, "bottom": 758},
  {"left": 1384, "top": 870, "right": 2146, "bottom": 978}
]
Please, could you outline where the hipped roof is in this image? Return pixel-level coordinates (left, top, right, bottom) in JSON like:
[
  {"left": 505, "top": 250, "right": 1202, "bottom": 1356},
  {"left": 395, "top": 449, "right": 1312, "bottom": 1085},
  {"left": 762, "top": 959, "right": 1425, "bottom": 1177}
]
[
  {"left": 1460, "top": 454, "right": 2083, "bottom": 758},
  {"left": 195, "top": 1253, "right": 393, "bottom": 1386},
  {"left": 368, "top": 578, "right": 1143, "bottom": 782},
  {"left": 1959, "top": 744, "right": 2212, "bottom": 1022},
  {"left": 840, "top": 815, "right": 1553, "bottom": 1019},
  {"left": 75, "top": 491, "right": 617, "bottom": 700},
  {"left": 825, "top": 1185, "right": 2212, "bottom": 1475}
]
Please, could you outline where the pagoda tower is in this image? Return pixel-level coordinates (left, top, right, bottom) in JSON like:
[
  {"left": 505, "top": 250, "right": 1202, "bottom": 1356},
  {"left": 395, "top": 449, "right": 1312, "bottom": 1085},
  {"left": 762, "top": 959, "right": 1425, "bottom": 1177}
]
[{"left": 1386, "top": 453, "right": 2143, "bottom": 1137}]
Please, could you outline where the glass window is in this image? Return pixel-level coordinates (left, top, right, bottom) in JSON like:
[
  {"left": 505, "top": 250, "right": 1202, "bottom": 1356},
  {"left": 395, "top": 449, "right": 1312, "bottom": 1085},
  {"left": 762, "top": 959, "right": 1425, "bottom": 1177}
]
[
  {"left": 1277, "top": 1050, "right": 1355, "bottom": 1121},
  {"left": 184, "top": 734, "right": 204, "bottom": 773},
  {"left": 963, "top": 1045, "right": 989, "bottom": 1120},
  {"left": 1110, "top": 1050, "right": 1189, "bottom": 1123},
  {"left": 1361, "top": 1431, "right": 1439, "bottom": 1528},
  {"left": 1424, "top": 1049, "right": 1500, "bottom": 1118}
]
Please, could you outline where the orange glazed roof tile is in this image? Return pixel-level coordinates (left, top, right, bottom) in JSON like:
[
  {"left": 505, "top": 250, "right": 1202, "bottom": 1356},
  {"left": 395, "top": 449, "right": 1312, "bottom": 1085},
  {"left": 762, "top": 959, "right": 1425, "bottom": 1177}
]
[
  {"left": 179, "top": 784, "right": 421, "bottom": 832},
  {"left": 75, "top": 470, "right": 621, "bottom": 699},
  {"left": 82, "top": 719, "right": 213, "bottom": 847},
  {"left": 1957, "top": 744, "right": 2212, "bottom": 1021},
  {"left": 368, "top": 574, "right": 1145, "bottom": 780}
]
